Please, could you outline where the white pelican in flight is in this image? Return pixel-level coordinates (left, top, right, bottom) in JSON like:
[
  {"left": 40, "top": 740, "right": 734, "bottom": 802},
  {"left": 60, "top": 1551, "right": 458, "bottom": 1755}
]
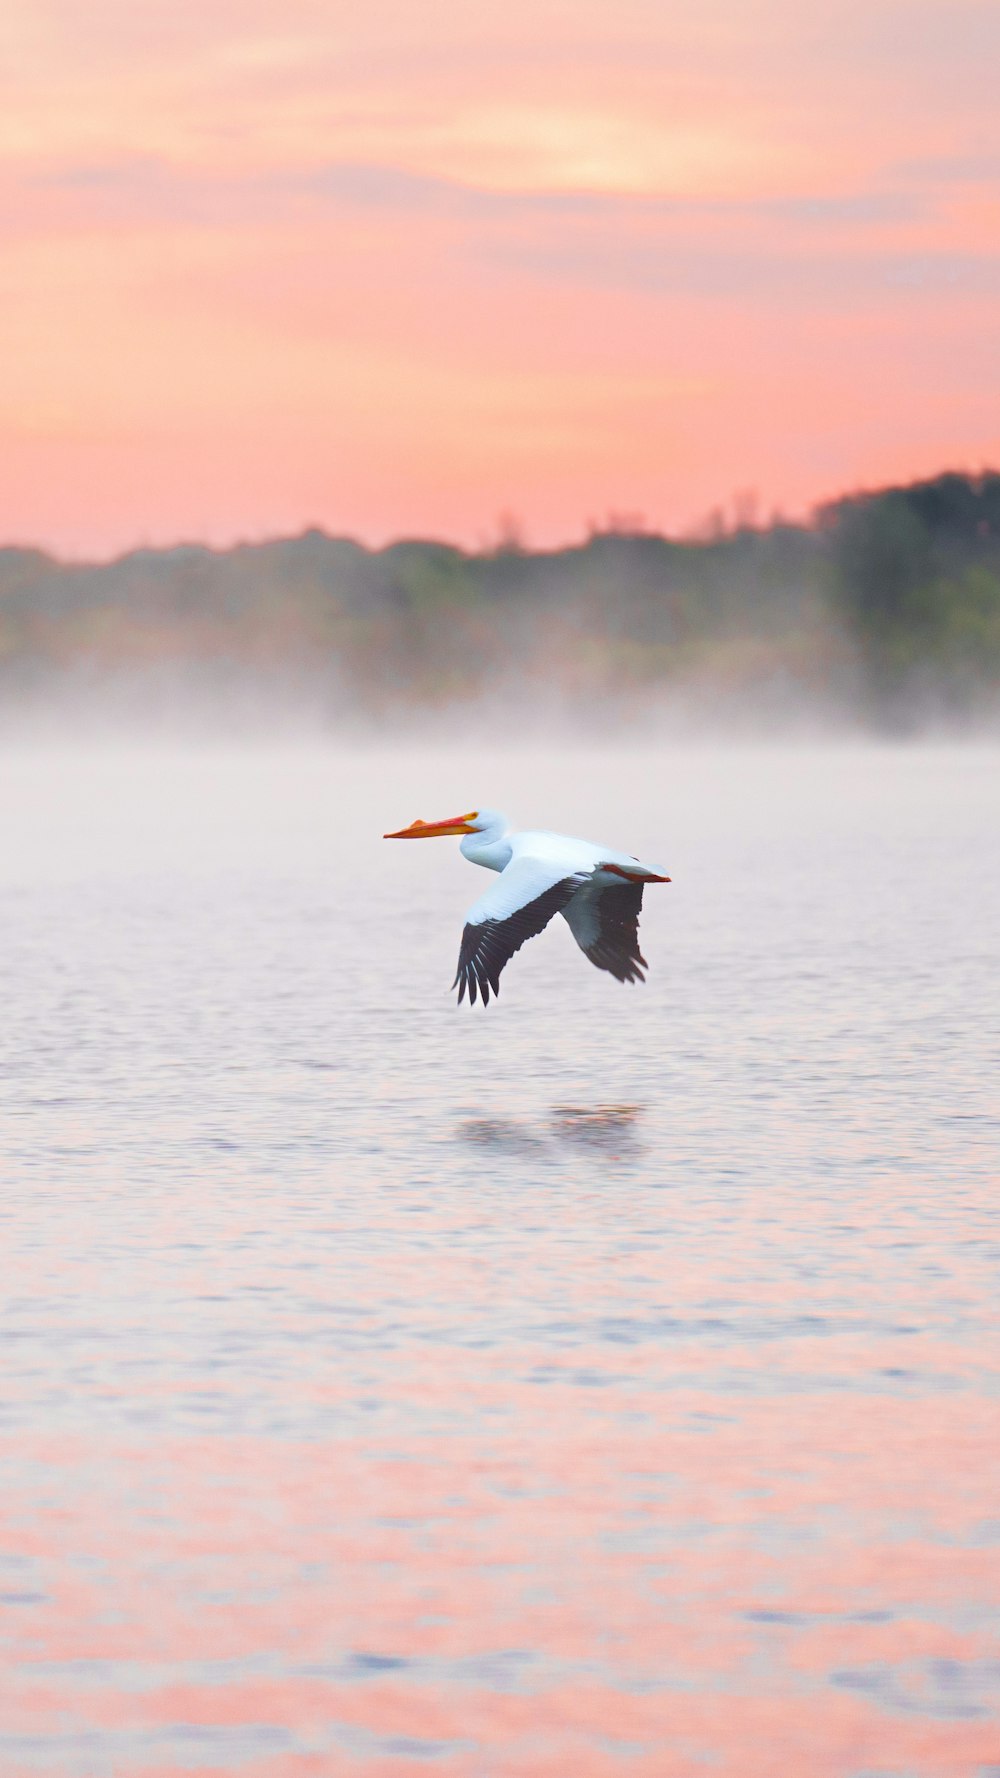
[{"left": 384, "top": 808, "right": 670, "bottom": 1006}]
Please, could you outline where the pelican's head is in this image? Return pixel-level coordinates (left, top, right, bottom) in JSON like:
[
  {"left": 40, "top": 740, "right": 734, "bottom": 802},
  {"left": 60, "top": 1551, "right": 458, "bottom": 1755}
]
[{"left": 383, "top": 808, "right": 507, "bottom": 840}]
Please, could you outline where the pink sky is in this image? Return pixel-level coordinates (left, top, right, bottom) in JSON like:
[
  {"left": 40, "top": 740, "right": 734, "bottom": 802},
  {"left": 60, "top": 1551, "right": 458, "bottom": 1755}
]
[{"left": 2, "top": 0, "right": 999, "bottom": 556}]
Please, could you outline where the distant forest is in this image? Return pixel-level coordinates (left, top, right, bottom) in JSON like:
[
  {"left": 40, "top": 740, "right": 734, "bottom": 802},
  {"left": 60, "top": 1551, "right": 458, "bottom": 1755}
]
[{"left": 2, "top": 470, "right": 999, "bottom": 731}]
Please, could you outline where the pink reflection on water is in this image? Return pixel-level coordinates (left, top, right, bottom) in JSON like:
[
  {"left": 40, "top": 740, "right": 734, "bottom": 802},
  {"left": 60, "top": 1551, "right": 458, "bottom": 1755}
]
[{"left": 3, "top": 1378, "right": 999, "bottom": 1774}]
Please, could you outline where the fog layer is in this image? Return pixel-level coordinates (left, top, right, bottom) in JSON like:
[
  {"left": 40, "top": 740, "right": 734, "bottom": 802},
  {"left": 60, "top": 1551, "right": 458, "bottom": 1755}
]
[{"left": 2, "top": 471, "right": 998, "bottom": 737}]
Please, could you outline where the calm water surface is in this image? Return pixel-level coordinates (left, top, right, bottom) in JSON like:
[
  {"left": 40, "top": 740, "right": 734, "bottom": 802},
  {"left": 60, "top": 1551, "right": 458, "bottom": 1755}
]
[{"left": 1, "top": 743, "right": 998, "bottom": 1778}]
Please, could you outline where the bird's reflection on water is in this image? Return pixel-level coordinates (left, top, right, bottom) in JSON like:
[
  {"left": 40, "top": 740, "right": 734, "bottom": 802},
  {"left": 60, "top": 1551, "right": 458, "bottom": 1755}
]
[
  {"left": 551, "top": 1101, "right": 643, "bottom": 1146},
  {"left": 456, "top": 1116, "right": 547, "bottom": 1153},
  {"left": 457, "top": 1102, "right": 644, "bottom": 1155}
]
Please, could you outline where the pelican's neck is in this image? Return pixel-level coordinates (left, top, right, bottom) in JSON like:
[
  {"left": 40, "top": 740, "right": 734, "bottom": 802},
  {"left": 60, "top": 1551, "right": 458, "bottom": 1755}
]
[{"left": 460, "top": 813, "right": 511, "bottom": 872}]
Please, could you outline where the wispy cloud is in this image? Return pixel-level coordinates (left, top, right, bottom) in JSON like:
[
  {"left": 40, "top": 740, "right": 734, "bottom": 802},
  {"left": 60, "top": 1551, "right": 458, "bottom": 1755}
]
[
  {"left": 895, "top": 152, "right": 1000, "bottom": 186},
  {"left": 21, "top": 152, "right": 931, "bottom": 233},
  {"left": 307, "top": 162, "right": 927, "bottom": 228}
]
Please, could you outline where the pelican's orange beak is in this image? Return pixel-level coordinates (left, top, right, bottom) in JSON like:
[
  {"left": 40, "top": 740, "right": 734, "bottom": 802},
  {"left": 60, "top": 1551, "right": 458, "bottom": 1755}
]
[{"left": 383, "top": 810, "right": 478, "bottom": 839}]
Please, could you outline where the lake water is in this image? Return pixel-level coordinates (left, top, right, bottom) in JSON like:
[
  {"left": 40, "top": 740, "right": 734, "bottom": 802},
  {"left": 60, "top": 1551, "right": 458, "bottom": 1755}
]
[{"left": 1, "top": 741, "right": 998, "bottom": 1778}]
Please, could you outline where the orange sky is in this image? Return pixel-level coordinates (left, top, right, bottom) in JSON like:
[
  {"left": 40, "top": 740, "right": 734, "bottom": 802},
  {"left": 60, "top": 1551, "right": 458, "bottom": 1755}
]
[{"left": 2, "top": 0, "right": 999, "bottom": 556}]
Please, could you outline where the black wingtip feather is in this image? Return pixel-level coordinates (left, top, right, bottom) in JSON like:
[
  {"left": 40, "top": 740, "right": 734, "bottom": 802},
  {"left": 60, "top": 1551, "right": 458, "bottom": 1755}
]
[
  {"left": 451, "top": 874, "right": 587, "bottom": 1008},
  {"left": 574, "top": 881, "right": 652, "bottom": 986}
]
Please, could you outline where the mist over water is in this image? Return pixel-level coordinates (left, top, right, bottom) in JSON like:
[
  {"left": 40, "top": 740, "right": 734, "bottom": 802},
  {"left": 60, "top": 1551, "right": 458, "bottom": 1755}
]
[
  {"left": 1, "top": 740, "right": 998, "bottom": 1776},
  {"left": 4, "top": 470, "right": 1000, "bottom": 744}
]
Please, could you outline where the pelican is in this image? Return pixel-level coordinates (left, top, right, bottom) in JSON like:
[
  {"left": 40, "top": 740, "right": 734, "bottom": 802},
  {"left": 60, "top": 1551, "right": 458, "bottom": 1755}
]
[{"left": 384, "top": 808, "right": 670, "bottom": 1006}]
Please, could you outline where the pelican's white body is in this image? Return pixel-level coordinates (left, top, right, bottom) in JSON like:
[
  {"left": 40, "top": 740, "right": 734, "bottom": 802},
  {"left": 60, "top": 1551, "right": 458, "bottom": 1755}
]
[
  {"left": 384, "top": 804, "right": 669, "bottom": 1003},
  {"left": 459, "top": 812, "right": 665, "bottom": 926}
]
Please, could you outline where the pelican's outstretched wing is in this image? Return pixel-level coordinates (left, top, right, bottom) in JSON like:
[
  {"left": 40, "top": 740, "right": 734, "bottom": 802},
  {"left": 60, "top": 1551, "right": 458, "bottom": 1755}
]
[
  {"left": 454, "top": 859, "right": 590, "bottom": 1005},
  {"left": 562, "top": 877, "right": 648, "bottom": 983}
]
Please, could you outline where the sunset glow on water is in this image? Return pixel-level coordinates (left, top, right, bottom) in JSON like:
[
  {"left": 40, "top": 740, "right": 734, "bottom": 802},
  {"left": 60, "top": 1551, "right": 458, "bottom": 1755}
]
[{"left": 1, "top": 745, "right": 997, "bottom": 1774}]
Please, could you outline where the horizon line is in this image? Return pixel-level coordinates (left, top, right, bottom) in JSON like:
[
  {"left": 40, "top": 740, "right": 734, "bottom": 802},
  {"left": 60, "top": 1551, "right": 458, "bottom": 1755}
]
[{"left": 3, "top": 462, "right": 997, "bottom": 573}]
